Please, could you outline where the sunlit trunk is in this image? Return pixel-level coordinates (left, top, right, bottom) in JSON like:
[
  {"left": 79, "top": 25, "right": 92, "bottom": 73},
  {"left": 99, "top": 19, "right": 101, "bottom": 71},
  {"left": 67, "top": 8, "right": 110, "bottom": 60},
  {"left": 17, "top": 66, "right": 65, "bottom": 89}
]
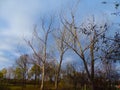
[
  {"left": 55, "top": 74, "right": 58, "bottom": 90},
  {"left": 40, "top": 64, "right": 45, "bottom": 90}
]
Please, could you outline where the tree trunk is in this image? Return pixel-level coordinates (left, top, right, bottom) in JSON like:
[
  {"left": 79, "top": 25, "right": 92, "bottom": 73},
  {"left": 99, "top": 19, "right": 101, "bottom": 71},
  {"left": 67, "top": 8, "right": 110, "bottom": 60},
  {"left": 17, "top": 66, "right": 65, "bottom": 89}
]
[
  {"left": 34, "top": 73, "right": 37, "bottom": 87},
  {"left": 91, "top": 81, "right": 95, "bottom": 90},
  {"left": 55, "top": 74, "right": 58, "bottom": 90},
  {"left": 90, "top": 36, "right": 95, "bottom": 90},
  {"left": 55, "top": 53, "right": 63, "bottom": 90},
  {"left": 74, "top": 82, "right": 77, "bottom": 90},
  {"left": 40, "top": 64, "right": 45, "bottom": 90}
]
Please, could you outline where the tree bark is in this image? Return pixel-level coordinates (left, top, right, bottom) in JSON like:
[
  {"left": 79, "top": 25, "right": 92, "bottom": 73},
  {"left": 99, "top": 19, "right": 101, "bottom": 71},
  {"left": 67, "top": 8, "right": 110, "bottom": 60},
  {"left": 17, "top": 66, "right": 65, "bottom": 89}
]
[
  {"left": 40, "top": 64, "right": 45, "bottom": 90},
  {"left": 55, "top": 75, "right": 58, "bottom": 90},
  {"left": 55, "top": 53, "right": 63, "bottom": 90},
  {"left": 91, "top": 81, "right": 95, "bottom": 90},
  {"left": 90, "top": 35, "right": 95, "bottom": 90}
]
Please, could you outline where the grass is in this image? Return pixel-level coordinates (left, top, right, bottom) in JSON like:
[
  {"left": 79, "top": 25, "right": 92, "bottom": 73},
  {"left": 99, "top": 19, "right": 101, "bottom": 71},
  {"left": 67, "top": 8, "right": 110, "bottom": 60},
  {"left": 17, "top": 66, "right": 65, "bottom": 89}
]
[
  {"left": 8, "top": 85, "right": 81, "bottom": 90},
  {"left": 9, "top": 85, "right": 40, "bottom": 90},
  {"left": 1, "top": 83, "right": 120, "bottom": 90}
]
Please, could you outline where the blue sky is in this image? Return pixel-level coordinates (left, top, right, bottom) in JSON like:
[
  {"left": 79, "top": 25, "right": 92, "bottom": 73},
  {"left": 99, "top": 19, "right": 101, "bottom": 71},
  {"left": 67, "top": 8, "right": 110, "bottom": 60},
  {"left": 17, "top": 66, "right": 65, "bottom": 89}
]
[{"left": 0, "top": 0, "right": 119, "bottom": 69}]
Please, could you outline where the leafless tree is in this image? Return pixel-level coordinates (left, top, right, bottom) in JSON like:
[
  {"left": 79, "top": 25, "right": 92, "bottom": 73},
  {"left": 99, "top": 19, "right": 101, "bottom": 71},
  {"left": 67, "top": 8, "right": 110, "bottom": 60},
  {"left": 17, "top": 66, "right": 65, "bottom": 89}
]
[
  {"left": 26, "top": 18, "right": 53, "bottom": 90},
  {"left": 60, "top": 14, "right": 109, "bottom": 90},
  {"left": 53, "top": 27, "right": 68, "bottom": 89}
]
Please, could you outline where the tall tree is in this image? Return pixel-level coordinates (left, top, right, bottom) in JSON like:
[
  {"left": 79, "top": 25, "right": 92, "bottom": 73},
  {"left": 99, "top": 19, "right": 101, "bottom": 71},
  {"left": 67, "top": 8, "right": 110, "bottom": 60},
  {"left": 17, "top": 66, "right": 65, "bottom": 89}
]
[
  {"left": 61, "top": 14, "right": 109, "bottom": 90},
  {"left": 53, "top": 27, "right": 68, "bottom": 89},
  {"left": 27, "top": 17, "right": 54, "bottom": 90}
]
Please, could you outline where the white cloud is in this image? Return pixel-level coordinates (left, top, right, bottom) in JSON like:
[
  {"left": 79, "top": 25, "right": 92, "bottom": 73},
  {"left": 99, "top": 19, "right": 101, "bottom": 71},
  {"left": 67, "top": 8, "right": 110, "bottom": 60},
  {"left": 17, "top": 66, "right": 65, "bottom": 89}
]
[
  {"left": 0, "top": 0, "right": 73, "bottom": 69},
  {"left": 64, "top": 57, "right": 74, "bottom": 63}
]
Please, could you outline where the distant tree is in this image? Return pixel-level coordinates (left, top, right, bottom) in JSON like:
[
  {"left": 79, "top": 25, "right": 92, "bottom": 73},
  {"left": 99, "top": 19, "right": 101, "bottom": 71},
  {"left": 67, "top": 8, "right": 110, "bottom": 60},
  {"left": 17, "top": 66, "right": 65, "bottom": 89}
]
[
  {"left": 0, "top": 71, "right": 3, "bottom": 79},
  {"left": 44, "top": 59, "right": 56, "bottom": 83},
  {"left": 13, "top": 67, "right": 23, "bottom": 79},
  {"left": 0, "top": 71, "right": 3, "bottom": 85},
  {"left": 28, "top": 64, "right": 41, "bottom": 86},
  {"left": 6, "top": 67, "right": 14, "bottom": 79},
  {"left": 65, "top": 63, "right": 84, "bottom": 90},
  {"left": 1, "top": 68, "right": 7, "bottom": 79},
  {"left": 15, "top": 54, "right": 29, "bottom": 88}
]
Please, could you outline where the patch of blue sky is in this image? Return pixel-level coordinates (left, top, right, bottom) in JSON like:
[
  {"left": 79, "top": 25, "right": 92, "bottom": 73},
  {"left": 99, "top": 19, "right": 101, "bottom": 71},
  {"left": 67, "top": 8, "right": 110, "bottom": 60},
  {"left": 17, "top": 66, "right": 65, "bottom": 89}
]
[
  {"left": 0, "top": 51, "right": 17, "bottom": 69},
  {"left": 1, "top": 50, "right": 16, "bottom": 59},
  {"left": 0, "top": 18, "right": 9, "bottom": 29}
]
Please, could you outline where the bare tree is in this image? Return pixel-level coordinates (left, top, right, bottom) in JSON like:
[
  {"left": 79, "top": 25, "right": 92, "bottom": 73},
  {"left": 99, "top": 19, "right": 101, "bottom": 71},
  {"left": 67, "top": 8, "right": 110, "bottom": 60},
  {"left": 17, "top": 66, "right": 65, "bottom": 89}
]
[
  {"left": 60, "top": 14, "right": 109, "bottom": 90},
  {"left": 53, "top": 27, "right": 68, "bottom": 89},
  {"left": 26, "top": 18, "right": 53, "bottom": 90}
]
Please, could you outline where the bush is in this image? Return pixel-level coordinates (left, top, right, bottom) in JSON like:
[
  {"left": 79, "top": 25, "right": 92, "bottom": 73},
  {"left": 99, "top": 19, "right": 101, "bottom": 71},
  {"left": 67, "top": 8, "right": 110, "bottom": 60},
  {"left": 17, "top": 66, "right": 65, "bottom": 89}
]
[{"left": 0, "top": 85, "right": 10, "bottom": 90}]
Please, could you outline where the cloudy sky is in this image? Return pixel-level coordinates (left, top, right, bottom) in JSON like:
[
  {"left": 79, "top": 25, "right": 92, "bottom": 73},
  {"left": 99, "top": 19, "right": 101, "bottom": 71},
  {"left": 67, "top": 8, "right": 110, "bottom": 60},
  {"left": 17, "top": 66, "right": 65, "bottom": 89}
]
[{"left": 0, "top": 0, "right": 119, "bottom": 69}]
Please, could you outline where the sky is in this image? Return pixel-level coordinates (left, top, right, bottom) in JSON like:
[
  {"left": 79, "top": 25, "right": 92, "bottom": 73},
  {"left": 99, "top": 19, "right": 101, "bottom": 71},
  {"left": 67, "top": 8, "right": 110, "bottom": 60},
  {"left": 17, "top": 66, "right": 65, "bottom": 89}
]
[{"left": 0, "top": 0, "right": 119, "bottom": 69}]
